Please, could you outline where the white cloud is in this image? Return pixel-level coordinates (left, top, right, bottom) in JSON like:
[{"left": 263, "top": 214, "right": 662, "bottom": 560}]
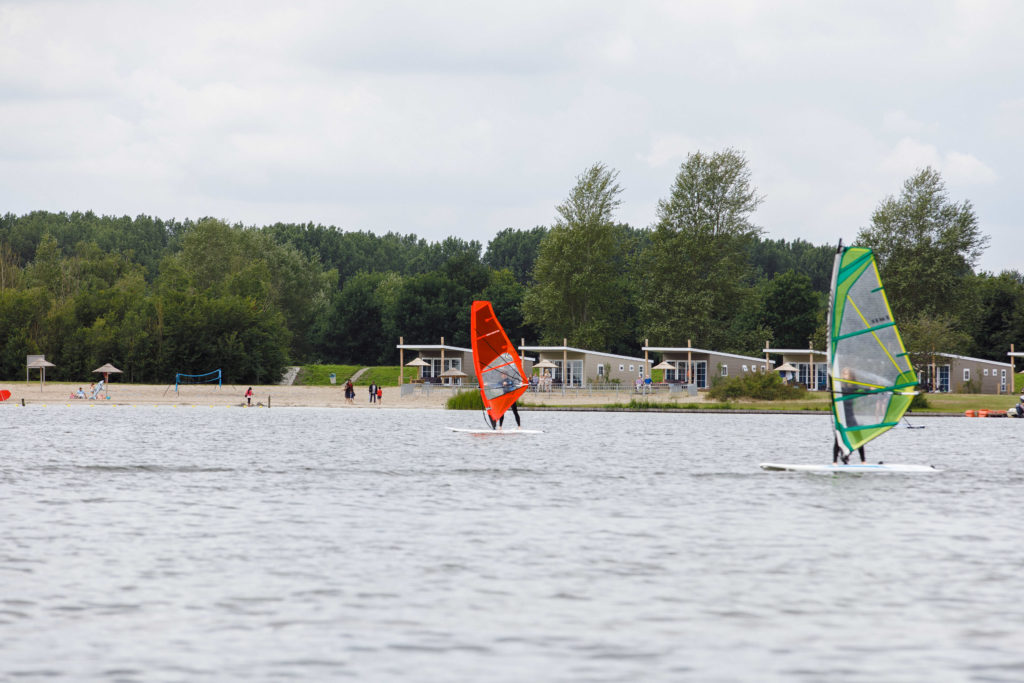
[
  {"left": 879, "top": 138, "right": 997, "bottom": 186},
  {"left": 1, "top": 0, "right": 1022, "bottom": 273}
]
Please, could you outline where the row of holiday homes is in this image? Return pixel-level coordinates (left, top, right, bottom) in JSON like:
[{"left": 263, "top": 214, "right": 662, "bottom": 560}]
[{"left": 397, "top": 338, "right": 1024, "bottom": 395}]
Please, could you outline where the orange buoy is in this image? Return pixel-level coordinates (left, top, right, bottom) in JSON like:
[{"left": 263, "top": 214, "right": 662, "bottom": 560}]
[
  {"left": 979, "top": 409, "right": 989, "bottom": 418},
  {"left": 965, "top": 409, "right": 977, "bottom": 417}
]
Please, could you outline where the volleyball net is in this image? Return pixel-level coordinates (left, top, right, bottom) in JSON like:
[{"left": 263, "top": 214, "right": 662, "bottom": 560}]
[{"left": 175, "top": 369, "right": 222, "bottom": 393}]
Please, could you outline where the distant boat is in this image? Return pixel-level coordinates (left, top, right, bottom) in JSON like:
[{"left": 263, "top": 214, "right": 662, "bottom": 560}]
[{"left": 762, "top": 242, "right": 939, "bottom": 474}]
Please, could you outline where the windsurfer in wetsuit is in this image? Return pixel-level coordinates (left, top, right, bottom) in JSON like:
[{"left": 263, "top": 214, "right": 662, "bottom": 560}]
[
  {"left": 490, "top": 376, "right": 521, "bottom": 429},
  {"left": 834, "top": 367, "right": 866, "bottom": 464}
]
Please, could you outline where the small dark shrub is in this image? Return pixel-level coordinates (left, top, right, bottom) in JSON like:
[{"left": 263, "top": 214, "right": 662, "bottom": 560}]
[{"left": 707, "top": 372, "right": 807, "bottom": 402}]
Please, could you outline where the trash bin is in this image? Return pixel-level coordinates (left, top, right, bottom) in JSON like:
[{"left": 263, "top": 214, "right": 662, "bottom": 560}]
[{"left": 329, "top": 373, "right": 336, "bottom": 384}]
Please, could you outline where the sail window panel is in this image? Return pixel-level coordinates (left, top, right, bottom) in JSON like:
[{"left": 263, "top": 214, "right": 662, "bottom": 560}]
[
  {"left": 481, "top": 352, "right": 521, "bottom": 399},
  {"left": 838, "top": 391, "right": 892, "bottom": 430}
]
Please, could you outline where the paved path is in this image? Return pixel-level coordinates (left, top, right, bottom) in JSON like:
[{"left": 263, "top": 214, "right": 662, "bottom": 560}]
[{"left": 279, "top": 366, "right": 300, "bottom": 385}]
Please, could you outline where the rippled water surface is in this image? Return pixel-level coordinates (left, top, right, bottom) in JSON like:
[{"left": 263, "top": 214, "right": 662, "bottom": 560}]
[{"left": 3, "top": 405, "right": 1024, "bottom": 681}]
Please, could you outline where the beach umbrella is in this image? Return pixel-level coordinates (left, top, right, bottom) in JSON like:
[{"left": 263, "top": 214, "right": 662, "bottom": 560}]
[
  {"left": 440, "top": 367, "right": 467, "bottom": 377},
  {"left": 404, "top": 356, "right": 430, "bottom": 381},
  {"left": 27, "top": 358, "right": 56, "bottom": 391},
  {"left": 652, "top": 359, "right": 676, "bottom": 380},
  {"left": 533, "top": 359, "right": 557, "bottom": 369},
  {"left": 93, "top": 363, "right": 123, "bottom": 398},
  {"left": 774, "top": 363, "right": 798, "bottom": 373}
]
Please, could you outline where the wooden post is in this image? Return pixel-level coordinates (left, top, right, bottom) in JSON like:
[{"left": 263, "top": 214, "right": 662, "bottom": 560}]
[
  {"left": 765, "top": 340, "right": 770, "bottom": 374},
  {"left": 399, "top": 336, "right": 404, "bottom": 385},
  {"left": 931, "top": 348, "right": 936, "bottom": 393},
  {"left": 687, "top": 339, "right": 692, "bottom": 386},
  {"left": 809, "top": 341, "right": 814, "bottom": 391},
  {"left": 644, "top": 338, "right": 649, "bottom": 392},
  {"left": 563, "top": 338, "right": 568, "bottom": 393},
  {"left": 1012, "top": 344, "right": 1016, "bottom": 394},
  {"left": 441, "top": 337, "right": 445, "bottom": 386}
]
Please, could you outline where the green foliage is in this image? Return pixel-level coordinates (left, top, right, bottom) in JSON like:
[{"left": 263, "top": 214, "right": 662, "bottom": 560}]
[
  {"left": 707, "top": 371, "right": 807, "bottom": 401},
  {"left": 857, "top": 167, "right": 988, "bottom": 323},
  {"left": 637, "top": 148, "right": 766, "bottom": 353},
  {"left": 910, "top": 392, "right": 930, "bottom": 410},
  {"left": 522, "top": 163, "right": 632, "bottom": 351},
  {"left": 958, "top": 378, "right": 981, "bottom": 394},
  {"left": 899, "top": 313, "right": 971, "bottom": 370},
  {"left": 0, "top": 159, "right": 1014, "bottom": 383},
  {"left": 298, "top": 365, "right": 364, "bottom": 385},
  {"left": 483, "top": 226, "right": 547, "bottom": 285},
  {"left": 748, "top": 237, "right": 835, "bottom": 293},
  {"left": 447, "top": 389, "right": 484, "bottom": 410},
  {"left": 761, "top": 270, "right": 824, "bottom": 349},
  {"left": 961, "top": 270, "right": 1024, "bottom": 361}
]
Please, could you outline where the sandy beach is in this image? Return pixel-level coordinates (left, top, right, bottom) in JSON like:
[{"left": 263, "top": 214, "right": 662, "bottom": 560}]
[{"left": 1, "top": 381, "right": 702, "bottom": 410}]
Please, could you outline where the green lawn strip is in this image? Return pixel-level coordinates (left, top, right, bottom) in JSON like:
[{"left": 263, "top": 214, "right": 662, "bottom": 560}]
[
  {"left": 296, "top": 365, "right": 363, "bottom": 386},
  {"left": 351, "top": 366, "right": 403, "bottom": 386}
]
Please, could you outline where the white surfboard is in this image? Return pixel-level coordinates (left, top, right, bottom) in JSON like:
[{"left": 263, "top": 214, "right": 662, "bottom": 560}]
[
  {"left": 447, "top": 427, "right": 544, "bottom": 434},
  {"left": 760, "top": 462, "right": 941, "bottom": 474}
]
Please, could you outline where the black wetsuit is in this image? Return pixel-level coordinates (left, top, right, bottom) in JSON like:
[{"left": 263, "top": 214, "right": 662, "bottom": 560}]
[
  {"left": 490, "top": 402, "right": 521, "bottom": 429},
  {"left": 833, "top": 437, "right": 865, "bottom": 464}
]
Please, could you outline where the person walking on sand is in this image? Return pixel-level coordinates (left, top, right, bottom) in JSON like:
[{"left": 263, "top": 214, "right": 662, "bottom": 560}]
[
  {"left": 344, "top": 380, "right": 355, "bottom": 404},
  {"left": 245, "top": 387, "right": 254, "bottom": 406}
]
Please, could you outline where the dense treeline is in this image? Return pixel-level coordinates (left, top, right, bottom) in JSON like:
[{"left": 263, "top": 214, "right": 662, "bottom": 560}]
[{"left": 2, "top": 153, "right": 1022, "bottom": 385}]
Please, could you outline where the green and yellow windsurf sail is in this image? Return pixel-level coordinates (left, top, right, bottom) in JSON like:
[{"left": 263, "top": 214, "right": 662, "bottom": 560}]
[{"left": 828, "top": 244, "right": 918, "bottom": 455}]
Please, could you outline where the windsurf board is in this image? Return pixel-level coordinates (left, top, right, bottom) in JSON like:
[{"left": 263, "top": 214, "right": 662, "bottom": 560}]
[
  {"left": 447, "top": 427, "right": 543, "bottom": 434},
  {"left": 760, "top": 462, "right": 941, "bottom": 474}
]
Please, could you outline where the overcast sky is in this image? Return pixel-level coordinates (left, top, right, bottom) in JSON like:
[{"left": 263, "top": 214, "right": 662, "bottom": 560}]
[{"left": 2, "top": 0, "right": 1021, "bottom": 273}]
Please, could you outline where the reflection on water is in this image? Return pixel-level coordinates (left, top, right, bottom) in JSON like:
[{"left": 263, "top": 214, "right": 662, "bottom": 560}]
[{"left": 2, "top": 406, "right": 1023, "bottom": 681}]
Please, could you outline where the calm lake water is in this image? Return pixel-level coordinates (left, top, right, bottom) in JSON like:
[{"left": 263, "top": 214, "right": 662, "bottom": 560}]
[{"left": 2, "top": 405, "right": 1023, "bottom": 682}]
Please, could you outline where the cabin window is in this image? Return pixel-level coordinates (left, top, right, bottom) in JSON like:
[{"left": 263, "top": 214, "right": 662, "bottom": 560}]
[
  {"left": 1001, "top": 369, "right": 1007, "bottom": 391},
  {"left": 742, "top": 364, "right": 748, "bottom": 372},
  {"left": 814, "top": 363, "right": 828, "bottom": 391},
  {"left": 963, "top": 368, "right": 970, "bottom": 382},
  {"left": 554, "top": 360, "right": 583, "bottom": 387},
  {"left": 629, "top": 364, "right": 634, "bottom": 372},
  {"left": 597, "top": 364, "right": 604, "bottom": 377},
  {"left": 760, "top": 365, "right": 767, "bottom": 372},
  {"left": 721, "top": 365, "right": 729, "bottom": 377},
  {"left": 984, "top": 369, "right": 989, "bottom": 377},
  {"left": 619, "top": 364, "right": 624, "bottom": 371},
  {"left": 639, "top": 366, "right": 645, "bottom": 377}
]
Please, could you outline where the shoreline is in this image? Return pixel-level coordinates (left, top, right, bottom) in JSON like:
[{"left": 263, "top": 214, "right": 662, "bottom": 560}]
[{"left": 0, "top": 382, "right": 971, "bottom": 416}]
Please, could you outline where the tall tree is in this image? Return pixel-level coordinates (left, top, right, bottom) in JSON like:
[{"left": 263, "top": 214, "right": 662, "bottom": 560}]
[
  {"left": 760, "top": 270, "right": 824, "bottom": 349},
  {"left": 637, "top": 148, "right": 766, "bottom": 353},
  {"left": 483, "top": 226, "right": 548, "bottom": 285},
  {"left": 857, "top": 167, "right": 988, "bottom": 323},
  {"left": 521, "top": 163, "right": 630, "bottom": 350}
]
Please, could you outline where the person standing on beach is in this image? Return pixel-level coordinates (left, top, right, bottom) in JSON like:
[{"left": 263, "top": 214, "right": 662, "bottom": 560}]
[
  {"left": 369, "top": 383, "right": 377, "bottom": 404},
  {"left": 376, "top": 386, "right": 382, "bottom": 405},
  {"left": 245, "top": 387, "right": 253, "bottom": 406}
]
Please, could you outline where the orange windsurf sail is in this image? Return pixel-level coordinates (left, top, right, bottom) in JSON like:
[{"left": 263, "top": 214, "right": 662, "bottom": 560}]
[{"left": 470, "top": 300, "right": 528, "bottom": 423}]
